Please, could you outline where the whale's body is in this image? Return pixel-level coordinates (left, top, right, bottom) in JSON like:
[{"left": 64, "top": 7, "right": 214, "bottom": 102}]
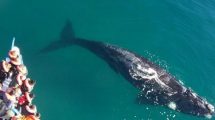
[{"left": 41, "top": 20, "right": 214, "bottom": 117}]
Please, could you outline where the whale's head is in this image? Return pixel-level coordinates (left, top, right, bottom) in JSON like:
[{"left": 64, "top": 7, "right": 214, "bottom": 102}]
[{"left": 173, "top": 89, "right": 214, "bottom": 118}]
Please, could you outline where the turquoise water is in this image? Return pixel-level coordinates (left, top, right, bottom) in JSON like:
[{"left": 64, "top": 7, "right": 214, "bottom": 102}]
[{"left": 0, "top": 0, "right": 215, "bottom": 119}]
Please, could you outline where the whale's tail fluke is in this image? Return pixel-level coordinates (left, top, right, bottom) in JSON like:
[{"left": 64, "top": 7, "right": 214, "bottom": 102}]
[
  {"left": 60, "top": 19, "right": 76, "bottom": 43},
  {"left": 39, "top": 19, "right": 76, "bottom": 53}
]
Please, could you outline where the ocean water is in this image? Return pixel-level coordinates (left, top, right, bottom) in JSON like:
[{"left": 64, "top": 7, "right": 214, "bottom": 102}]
[{"left": 0, "top": 0, "right": 215, "bottom": 119}]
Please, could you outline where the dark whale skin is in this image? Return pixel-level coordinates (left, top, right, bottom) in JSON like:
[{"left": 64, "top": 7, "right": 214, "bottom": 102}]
[{"left": 40, "top": 20, "right": 215, "bottom": 118}]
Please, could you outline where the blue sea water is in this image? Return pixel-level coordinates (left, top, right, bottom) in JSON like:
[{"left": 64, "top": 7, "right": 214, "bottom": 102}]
[{"left": 0, "top": 0, "right": 215, "bottom": 119}]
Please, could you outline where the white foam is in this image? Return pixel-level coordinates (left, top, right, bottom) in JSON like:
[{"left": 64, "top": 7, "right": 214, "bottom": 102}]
[
  {"left": 204, "top": 114, "right": 212, "bottom": 119},
  {"left": 168, "top": 102, "right": 177, "bottom": 110},
  {"left": 172, "top": 114, "right": 176, "bottom": 118},
  {"left": 179, "top": 80, "right": 184, "bottom": 85}
]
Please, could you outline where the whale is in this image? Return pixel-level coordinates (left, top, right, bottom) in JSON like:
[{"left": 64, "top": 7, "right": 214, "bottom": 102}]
[{"left": 40, "top": 20, "right": 214, "bottom": 118}]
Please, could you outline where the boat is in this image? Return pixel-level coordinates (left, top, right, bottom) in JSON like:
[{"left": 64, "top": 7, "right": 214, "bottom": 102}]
[{"left": 0, "top": 38, "right": 40, "bottom": 120}]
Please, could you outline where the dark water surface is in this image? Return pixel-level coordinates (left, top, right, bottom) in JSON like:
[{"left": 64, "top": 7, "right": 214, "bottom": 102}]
[{"left": 0, "top": 0, "right": 215, "bottom": 119}]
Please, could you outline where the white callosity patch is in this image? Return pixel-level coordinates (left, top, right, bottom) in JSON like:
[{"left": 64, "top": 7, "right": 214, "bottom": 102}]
[
  {"left": 168, "top": 102, "right": 177, "bottom": 110},
  {"left": 106, "top": 45, "right": 174, "bottom": 92},
  {"left": 107, "top": 45, "right": 168, "bottom": 87},
  {"left": 207, "top": 104, "right": 215, "bottom": 113},
  {"left": 128, "top": 60, "right": 171, "bottom": 90},
  {"left": 191, "top": 92, "right": 197, "bottom": 98},
  {"left": 106, "top": 45, "right": 176, "bottom": 98}
]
